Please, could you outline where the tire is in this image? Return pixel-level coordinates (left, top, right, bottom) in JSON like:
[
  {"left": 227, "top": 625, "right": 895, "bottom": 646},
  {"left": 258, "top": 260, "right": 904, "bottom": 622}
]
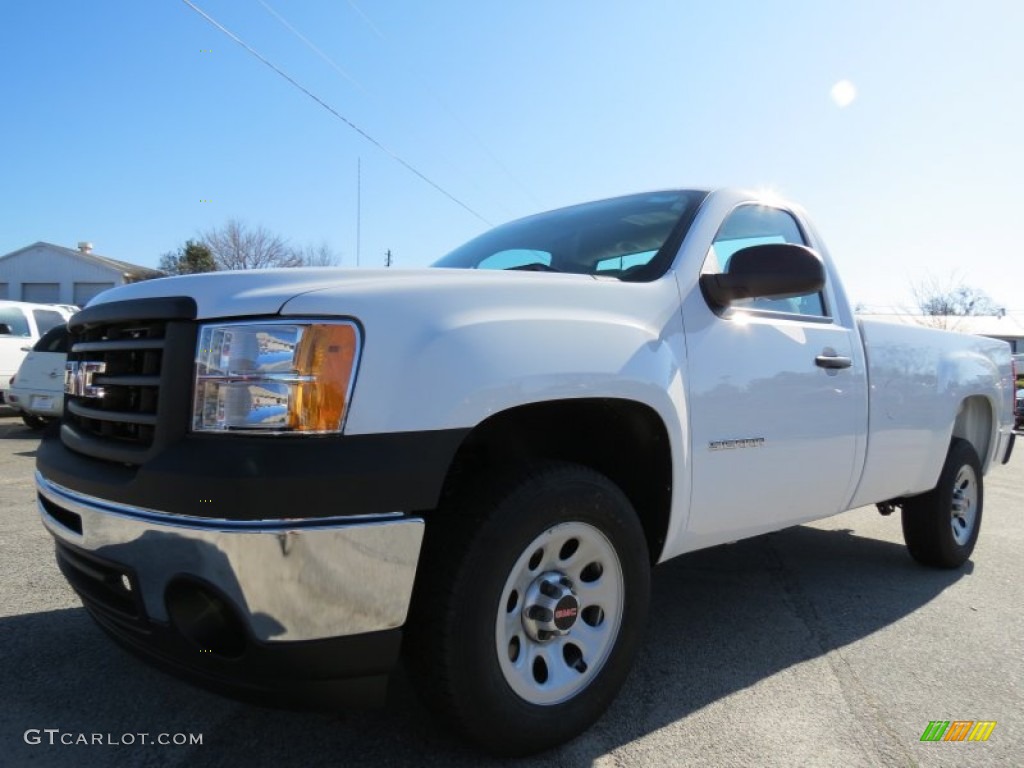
[
  {"left": 21, "top": 413, "right": 49, "bottom": 430},
  {"left": 901, "top": 438, "right": 983, "bottom": 568},
  {"left": 406, "top": 462, "right": 650, "bottom": 756}
]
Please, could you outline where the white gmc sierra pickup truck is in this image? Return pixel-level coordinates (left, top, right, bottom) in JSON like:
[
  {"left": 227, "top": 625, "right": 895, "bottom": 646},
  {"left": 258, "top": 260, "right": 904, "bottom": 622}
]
[{"left": 36, "top": 188, "right": 1015, "bottom": 755}]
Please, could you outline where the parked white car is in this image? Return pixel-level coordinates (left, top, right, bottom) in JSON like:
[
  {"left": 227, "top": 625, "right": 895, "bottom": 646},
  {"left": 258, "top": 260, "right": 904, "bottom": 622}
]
[
  {"left": 0, "top": 300, "right": 74, "bottom": 404},
  {"left": 7, "top": 325, "right": 69, "bottom": 429}
]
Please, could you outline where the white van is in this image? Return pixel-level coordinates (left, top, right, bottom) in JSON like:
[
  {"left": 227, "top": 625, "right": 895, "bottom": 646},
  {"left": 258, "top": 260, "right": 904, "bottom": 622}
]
[{"left": 0, "top": 300, "right": 75, "bottom": 403}]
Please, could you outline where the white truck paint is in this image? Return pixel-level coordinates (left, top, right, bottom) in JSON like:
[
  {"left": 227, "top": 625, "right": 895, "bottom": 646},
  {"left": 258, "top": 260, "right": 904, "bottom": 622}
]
[
  {"left": 92, "top": 189, "right": 1014, "bottom": 560},
  {"left": 36, "top": 188, "right": 1015, "bottom": 755}
]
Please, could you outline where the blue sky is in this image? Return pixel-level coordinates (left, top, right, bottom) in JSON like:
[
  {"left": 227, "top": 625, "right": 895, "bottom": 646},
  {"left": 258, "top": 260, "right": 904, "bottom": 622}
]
[{"left": 2, "top": 0, "right": 1022, "bottom": 311}]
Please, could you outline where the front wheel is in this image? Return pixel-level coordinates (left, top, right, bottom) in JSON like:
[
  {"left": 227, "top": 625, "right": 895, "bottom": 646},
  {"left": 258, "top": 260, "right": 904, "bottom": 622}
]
[
  {"left": 406, "top": 463, "right": 650, "bottom": 756},
  {"left": 901, "top": 438, "right": 983, "bottom": 568}
]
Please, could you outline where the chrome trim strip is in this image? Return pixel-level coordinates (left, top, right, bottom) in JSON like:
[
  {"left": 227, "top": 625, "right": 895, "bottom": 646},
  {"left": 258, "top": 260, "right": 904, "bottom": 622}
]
[
  {"left": 37, "top": 471, "right": 403, "bottom": 530},
  {"left": 37, "top": 472, "right": 423, "bottom": 641},
  {"left": 195, "top": 372, "right": 317, "bottom": 384}
]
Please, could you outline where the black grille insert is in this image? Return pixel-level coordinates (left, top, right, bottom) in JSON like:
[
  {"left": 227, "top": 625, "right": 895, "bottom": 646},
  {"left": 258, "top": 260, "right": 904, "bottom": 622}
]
[
  {"left": 65, "top": 320, "right": 166, "bottom": 449},
  {"left": 61, "top": 297, "right": 198, "bottom": 466},
  {"left": 55, "top": 541, "right": 144, "bottom": 623}
]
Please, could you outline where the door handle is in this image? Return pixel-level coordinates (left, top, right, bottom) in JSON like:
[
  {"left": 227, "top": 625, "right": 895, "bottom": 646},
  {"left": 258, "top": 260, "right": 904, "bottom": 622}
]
[{"left": 815, "top": 354, "right": 852, "bottom": 370}]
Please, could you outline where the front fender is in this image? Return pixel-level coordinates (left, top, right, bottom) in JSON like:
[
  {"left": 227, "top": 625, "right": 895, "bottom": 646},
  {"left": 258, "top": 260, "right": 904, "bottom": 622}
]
[{"left": 282, "top": 273, "right": 688, "bottom": 438}]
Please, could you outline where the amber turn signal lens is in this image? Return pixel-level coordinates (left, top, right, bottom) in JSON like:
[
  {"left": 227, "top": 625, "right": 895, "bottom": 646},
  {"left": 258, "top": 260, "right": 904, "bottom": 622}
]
[{"left": 290, "top": 323, "right": 358, "bottom": 432}]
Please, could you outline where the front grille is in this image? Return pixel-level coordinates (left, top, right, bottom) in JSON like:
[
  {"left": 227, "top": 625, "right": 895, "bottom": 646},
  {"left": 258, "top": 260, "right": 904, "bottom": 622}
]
[
  {"left": 65, "top": 320, "right": 165, "bottom": 449},
  {"left": 60, "top": 296, "right": 198, "bottom": 466}
]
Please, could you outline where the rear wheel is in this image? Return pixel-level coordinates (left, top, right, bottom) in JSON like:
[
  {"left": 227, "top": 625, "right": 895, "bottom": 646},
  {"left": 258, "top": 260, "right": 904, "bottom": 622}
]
[
  {"left": 901, "top": 438, "right": 983, "bottom": 568},
  {"left": 21, "top": 413, "right": 50, "bottom": 430},
  {"left": 406, "top": 463, "right": 650, "bottom": 756}
]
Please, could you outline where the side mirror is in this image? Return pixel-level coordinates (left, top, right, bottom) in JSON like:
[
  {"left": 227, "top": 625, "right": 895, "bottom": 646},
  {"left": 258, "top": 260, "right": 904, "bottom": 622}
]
[
  {"left": 699, "top": 243, "right": 825, "bottom": 309},
  {"left": 0, "top": 323, "right": 12, "bottom": 335}
]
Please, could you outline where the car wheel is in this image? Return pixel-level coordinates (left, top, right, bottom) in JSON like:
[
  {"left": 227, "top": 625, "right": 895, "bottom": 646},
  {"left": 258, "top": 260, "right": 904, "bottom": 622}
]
[
  {"left": 406, "top": 462, "right": 650, "bottom": 756},
  {"left": 901, "top": 438, "right": 983, "bottom": 568},
  {"left": 21, "top": 413, "right": 50, "bottom": 430}
]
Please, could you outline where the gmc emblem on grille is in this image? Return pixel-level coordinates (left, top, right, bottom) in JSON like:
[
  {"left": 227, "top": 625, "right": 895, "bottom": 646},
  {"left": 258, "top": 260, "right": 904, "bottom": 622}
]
[{"left": 65, "top": 361, "right": 107, "bottom": 398}]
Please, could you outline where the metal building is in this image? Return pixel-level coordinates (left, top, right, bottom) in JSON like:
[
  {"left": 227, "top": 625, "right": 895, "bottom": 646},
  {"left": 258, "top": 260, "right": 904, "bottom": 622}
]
[{"left": 0, "top": 241, "right": 163, "bottom": 307}]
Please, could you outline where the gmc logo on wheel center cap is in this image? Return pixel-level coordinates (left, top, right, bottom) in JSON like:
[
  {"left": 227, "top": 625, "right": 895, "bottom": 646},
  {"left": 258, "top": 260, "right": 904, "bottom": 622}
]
[{"left": 553, "top": 596, "right": 579, "bottom": 630}]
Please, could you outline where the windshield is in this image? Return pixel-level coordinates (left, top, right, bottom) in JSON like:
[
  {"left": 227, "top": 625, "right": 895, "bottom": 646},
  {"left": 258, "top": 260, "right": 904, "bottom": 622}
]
[{"left": 433, "top": 190, "right": 706, "bottom": 280}]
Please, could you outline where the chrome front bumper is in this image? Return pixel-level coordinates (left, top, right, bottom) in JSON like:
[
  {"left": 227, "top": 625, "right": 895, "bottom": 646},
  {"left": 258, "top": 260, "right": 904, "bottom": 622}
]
[{"left": 36, "top": 471, "right": 424, "bottom": 643}]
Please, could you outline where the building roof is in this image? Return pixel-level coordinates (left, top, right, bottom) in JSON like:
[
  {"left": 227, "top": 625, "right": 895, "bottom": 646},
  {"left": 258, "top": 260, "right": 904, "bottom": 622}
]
[
  {"left": 0, "top": 241, "right": 164, "bottom": 280},
  {"left": 859, "top": 312, "right": 1024, "bottom": 339}
]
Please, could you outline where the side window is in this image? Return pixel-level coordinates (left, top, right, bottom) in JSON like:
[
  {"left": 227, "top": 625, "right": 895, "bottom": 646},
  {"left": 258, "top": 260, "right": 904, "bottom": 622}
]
[
  {"left": 478, "top": 249, "right": 551, "bottom": 270},
  {"left": 33, "top": 309, "right": 67, "bottom": 334},
  {"left": 0, "top": 307, "right": 31, "bottom": 336},
  {"left": 704, "top": 205, "right": 827, "bottom": 317},
  {"left": 35, "top": 325, "right": 70, "bottom": 353}
]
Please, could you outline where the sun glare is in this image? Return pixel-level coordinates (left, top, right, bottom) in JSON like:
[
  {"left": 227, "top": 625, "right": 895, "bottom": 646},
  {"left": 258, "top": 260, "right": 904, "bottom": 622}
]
[{"left": 830, "top": 79, "right": 857, "bottom": 108}]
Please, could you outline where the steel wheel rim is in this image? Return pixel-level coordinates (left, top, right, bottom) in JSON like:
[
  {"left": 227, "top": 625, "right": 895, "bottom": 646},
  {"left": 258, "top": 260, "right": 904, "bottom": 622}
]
[
  {"left": 950, "top": 464, "right": 978, "bottom": 546},
  {"left": 495, "top": 521, "right": 624, "bottom": 706}
]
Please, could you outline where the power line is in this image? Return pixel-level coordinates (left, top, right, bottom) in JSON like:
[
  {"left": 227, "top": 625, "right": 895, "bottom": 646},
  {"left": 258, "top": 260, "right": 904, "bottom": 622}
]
[
  {"left": 344, "top": 0, "right": 386, "bottom": 39},
  {"left": 180, "top": 0, "right": 492, "bottom": 226},
  {"left": 258, "top": 1, "right": 512, "bottom": 221},
  {"left": 344, "top": 0, "right": 543, "bottom": 210},
  {"left": 257, "top": 0, "right": 363, "bottom": 92}
]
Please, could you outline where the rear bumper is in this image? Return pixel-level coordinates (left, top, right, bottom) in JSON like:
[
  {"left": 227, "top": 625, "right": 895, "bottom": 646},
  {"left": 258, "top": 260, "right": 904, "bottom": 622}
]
[
  {"left": 37, "top": 472, "right": 424, "bottom": 707},
  {"left": 7, "top": 386, "right": 62, "bottom": 417}
]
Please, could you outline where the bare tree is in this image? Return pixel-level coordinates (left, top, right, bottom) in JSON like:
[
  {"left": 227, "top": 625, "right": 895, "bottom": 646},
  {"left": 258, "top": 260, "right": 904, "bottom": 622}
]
[
  {"left": 910, "top": 274, "right": 1000, "bottom": 330},
  {"left": 294, "top": 242, "right": 341, "bottom": 267},
  {"left": 200, "top": 219, "right": 303, "bottom": 270}
]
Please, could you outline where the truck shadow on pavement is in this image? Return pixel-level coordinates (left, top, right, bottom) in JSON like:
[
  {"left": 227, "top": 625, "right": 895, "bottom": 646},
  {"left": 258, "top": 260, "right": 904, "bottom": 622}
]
[
  {"left": 3, "top": 524, "right": 966, "bottom": 768},
  {"left": 0, "top": 414, "right": 48, "bottom": 456},
  {"left": 0, "top": 421, "right": 43, "bottom": 441}
]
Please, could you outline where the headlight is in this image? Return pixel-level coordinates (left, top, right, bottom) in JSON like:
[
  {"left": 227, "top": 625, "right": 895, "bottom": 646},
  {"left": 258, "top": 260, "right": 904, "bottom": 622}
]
[{"left": 193, "top": 321, "right": 360, "bottom": 434}]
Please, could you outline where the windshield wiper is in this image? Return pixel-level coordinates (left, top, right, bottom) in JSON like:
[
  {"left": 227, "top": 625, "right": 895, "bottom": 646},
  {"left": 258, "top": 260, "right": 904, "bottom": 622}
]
[{"left": 505, "top": 263, "right": 561, "bottom": 272}]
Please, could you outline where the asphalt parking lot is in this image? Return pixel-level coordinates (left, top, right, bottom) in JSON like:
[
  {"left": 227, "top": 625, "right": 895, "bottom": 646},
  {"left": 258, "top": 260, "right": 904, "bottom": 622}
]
[{"left": 1, "top": 410, "right": 1021, "bottom": 767}]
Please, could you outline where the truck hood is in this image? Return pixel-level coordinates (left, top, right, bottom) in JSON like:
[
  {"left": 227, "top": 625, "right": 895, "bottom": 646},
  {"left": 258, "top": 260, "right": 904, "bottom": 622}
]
[{"left": 88, "top": 268, "right": 605, "bottom": 319}]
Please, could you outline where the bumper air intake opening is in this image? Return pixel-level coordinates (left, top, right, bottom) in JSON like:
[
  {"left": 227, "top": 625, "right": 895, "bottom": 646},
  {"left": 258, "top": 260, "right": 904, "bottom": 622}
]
[
  {"left": 39, "top": 494, "right": 83, "bottom": 535},
  {"left": 165, "top": 578, "right": 247, "bottom": 659}
]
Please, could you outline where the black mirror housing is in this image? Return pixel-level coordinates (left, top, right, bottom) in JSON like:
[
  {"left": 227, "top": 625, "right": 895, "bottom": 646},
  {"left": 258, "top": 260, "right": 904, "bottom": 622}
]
[{"left": 699, "top": 243, "right": 825, "bottom": 309}]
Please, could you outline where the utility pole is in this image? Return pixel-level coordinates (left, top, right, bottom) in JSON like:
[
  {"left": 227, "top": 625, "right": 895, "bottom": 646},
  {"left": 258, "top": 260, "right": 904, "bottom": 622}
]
[{"left": 385, "top": 248, "right": 392, "bottom": 268}]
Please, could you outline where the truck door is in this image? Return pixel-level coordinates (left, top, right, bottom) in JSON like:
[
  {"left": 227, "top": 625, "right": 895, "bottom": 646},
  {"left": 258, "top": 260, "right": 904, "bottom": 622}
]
[{"left": 680, "top": 204, "right": 867, "bottom": 548}]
